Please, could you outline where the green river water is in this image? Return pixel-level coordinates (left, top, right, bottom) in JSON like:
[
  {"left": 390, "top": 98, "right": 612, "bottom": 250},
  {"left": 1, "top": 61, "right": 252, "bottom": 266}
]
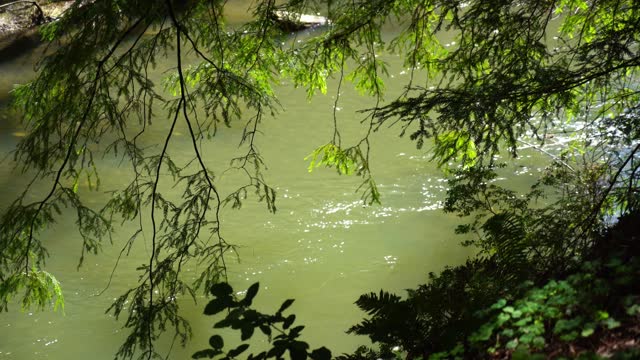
[{"left": 0, "top": 5, "right": 551, "bottom": 359}]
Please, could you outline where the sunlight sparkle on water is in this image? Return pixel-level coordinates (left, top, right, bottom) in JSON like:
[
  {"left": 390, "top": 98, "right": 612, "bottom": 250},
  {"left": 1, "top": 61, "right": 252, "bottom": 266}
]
[{"left": 44, "top": 339, "right": 59, "bottom": 346}]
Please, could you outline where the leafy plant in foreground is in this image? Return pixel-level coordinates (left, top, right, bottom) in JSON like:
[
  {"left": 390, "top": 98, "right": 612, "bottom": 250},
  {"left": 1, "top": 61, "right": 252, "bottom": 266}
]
[
  {"left": 347, "top": 257, "right": 516, "bottom": 359},
  {"left": 429, "top": 211, "right": 640, "bottom": 359},
  {"left": 194, "top": 282, "right": 331, "bottom": 360}
]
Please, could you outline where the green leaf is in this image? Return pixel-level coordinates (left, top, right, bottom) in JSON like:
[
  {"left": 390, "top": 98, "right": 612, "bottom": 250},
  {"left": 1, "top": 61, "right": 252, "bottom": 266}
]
[
  {"left": 241, "top": 325, "right": 255, "bottom": 341},
  {"left": 192, "top": 349, "right": 220, "bottom": 359},
  {"left": 4, "top": 270, "right": 66, "bottom": 313},
  {"left": 554, "top": 318, "right": 581, "bottom": 334},
  {"left": 210, "top": 283, "right": 233, "bottom": 298},
  {"left": 283, "top": 314, "right": 296, "bottom": 329},
  {"left": 209, "top": 335, "right": 224, "bottom": 349},
  {"left": 250, "top": 352, "right": 267, "bottom": 360},
  {"left": 289, "top": 325, "right": 306, "bottom": 338},
  {"left": 310, "top": 347, "right": 331, "bottom": 360},
  {"left": 432, "top": 131, "right": 477, "bottom": 171},
  {"left": 470, "top": 324, "right": 494, "bottom": 342},
  {"left": 581, "top": 327, "right": 595, "bottom": 337},
  {"left": 604, "top": 318, "right": 620, "bottom": 329},
  {"left": 259, "top": 324, "right": 272, "bottom": 337},
  {"left": 514, "top": 316, "right": 532, "bottom": 327},
  {"left": 491, "top": 299, "right": 507, "bottom": 310},
  {"left": 278, "top": 299, "right": 295, "bottom": 314},
  {"left": 496, "top": 312, "right": 511, "bottom": 326},
  {"left": 204, "top": 298, "right": 229, "bottom": 315},
  {"left": 506, "top": 339, "right": 519, "bottom": 350},
  {"left": 519, "top": 333, "right": 534, "bottom": 344},
  {"left": 267, "top": 344, "right": 287, "bottom": 359},
  {"left": 289, "top": 341, "right": 310, "bottom": 360},
  {"left": 227, "top": 344, "right": 250, "bottom": 358},
  {"left": 243, "top": 283, "right": 260, "bottom": 307},
  {"left": 559, "top": 331, "right": 578, "bottom": 341},
  {"left": 532, "top": 336, "right": 545, "bottom": 348},
  {"left": 214, "top": 318, "right": 232, "bottom": 329},
  {"left": 304, "top": 144, "right": 355, "bottom": 175},
  {"left": 289, "top": 347, "right": 308, "bottom": 360},
  {"left": 626, "top": 304, "right": 640, "bottom": 316}
]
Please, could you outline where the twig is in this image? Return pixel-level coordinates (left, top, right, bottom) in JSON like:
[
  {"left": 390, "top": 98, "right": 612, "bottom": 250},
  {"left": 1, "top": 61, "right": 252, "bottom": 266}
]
[
  {"left": 517, "top": 139, "right": 575, "bottom": 172},
  {"left": 587, "top": 143, "right": 640, "bottom": 225}
]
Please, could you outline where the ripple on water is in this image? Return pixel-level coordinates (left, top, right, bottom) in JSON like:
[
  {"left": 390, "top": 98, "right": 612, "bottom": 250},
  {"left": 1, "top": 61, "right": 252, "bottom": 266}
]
[{"left": 299, "top": 176, "right": 449, "bottom": 230}]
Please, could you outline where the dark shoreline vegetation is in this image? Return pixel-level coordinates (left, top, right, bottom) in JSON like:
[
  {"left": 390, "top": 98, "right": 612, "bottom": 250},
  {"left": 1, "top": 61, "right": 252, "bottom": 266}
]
[{"left": 1, "top": 0, "right": 639, "bottom": 359}]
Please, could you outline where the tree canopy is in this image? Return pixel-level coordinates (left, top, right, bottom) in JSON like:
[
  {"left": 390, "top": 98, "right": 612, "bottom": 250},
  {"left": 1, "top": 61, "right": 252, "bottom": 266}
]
[{"left": 1, "top": 0, "right": 639, "bottom": 359}]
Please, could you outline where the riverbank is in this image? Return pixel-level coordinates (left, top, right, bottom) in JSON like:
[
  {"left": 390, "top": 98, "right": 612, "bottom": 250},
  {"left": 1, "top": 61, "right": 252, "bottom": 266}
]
[{"left": 0, "top": 0, "right": 71, "bottom": 53}]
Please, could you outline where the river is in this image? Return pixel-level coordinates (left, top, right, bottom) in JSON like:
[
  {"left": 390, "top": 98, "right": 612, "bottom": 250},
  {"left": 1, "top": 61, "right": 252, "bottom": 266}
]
[{"left": 0, "top": 4, "right": 549, "bottom": 359}]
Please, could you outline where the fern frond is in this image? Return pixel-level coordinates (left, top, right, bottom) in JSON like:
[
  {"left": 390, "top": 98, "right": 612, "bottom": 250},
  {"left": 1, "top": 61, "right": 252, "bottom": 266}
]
[{"left": 354, "top": 290, "right": 402, "bottom": 316}]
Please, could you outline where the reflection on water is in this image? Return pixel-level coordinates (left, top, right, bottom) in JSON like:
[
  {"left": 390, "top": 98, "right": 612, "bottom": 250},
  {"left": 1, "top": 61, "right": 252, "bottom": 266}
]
[{"left": 0, "top": 9, "right": 552, "bottom": 360}]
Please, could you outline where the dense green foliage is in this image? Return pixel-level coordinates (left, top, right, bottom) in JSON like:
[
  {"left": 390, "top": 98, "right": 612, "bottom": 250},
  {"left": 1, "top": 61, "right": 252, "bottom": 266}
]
[{"left": 1, "top": 0, "right": 640, "bottom": 359}]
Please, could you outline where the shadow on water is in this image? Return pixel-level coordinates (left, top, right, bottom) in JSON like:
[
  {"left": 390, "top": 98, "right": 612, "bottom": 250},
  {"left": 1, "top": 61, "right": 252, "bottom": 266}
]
[
  {"left": 0, "top": 28, "right": 42, "bottom": 64},
  {"left": 0, "top": 71, "right": 23, "bottom": 134},
  {"left": 0, "top": 38, "right": 32, "bottom": 204},
  {"left": 0, "top": 24, "right": 40, "bottom": 135}
]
